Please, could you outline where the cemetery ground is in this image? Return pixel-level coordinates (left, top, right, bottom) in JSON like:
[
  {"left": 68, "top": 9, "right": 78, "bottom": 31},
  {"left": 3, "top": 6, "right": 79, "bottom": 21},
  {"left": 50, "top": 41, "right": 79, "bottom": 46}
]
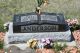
[
  {"left": 0, "top": 0, "right": 80, "bottom": 53},
  {"left": 0, "top": 19, "right": 80, "bottom": 53}
]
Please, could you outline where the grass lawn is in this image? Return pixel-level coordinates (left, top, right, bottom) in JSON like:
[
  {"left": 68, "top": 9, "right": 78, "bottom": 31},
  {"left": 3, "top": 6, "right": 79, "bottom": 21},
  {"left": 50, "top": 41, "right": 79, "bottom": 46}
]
[{"left": 0, "top": 0, "right": 80, "bottom": 22}]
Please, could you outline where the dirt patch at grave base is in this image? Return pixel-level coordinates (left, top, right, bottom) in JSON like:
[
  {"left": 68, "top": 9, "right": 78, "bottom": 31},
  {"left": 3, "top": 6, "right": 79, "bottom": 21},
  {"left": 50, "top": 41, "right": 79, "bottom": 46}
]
[
  {"left": 0, "top": 32, "right": 4, "bottom": 53},
  {"left": 36, "top": 49, "right": 55, "bottom": 53},
  {"left": 73, "top": 30, "right": 80, "bottom": 48},
  {"left": 0, "top": 32, "right": 4, "bottom": 41},
  {"left": 0, "top": 49, "right": 4, "bottom": 53}
]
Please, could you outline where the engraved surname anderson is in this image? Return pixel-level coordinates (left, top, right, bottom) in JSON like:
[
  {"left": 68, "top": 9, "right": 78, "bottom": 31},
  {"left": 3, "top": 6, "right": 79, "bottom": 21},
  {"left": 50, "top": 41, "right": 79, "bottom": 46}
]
[{"left": 21, "top": 25, "right": 58, "bottom": 32}]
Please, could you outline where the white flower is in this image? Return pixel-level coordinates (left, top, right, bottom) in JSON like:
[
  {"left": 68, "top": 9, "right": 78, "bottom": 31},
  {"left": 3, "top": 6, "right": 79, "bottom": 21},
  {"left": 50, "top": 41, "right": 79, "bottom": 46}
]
[
  {"left": 46, "top": 39, "right": 50, "bottom": 44},
  {"left": 41, "top": 38, "right": 46, "bottom": 43}
]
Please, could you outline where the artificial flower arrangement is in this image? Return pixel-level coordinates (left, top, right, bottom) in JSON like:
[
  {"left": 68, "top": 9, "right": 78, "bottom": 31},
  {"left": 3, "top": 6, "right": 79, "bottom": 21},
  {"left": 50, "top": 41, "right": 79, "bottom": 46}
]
[
  {"left": 26, "top": 38, "right": 53, "bottom": 49},
  {"left": 66, "top": 18, "right": 79, "bottom": 26},
  {"left": 26, "top": 39, "right": 38, "bottom": 49},
  {"left": 39, "top": 38, "right": 53, "bottom": 49},
  {"left": 26, "top": 38, "right": 55, "bottom": 53},
  {"left": 43, "top": 0, "right": 49, "bottom": 6},
  {"left": 66, "top": 18, "right": 80, "bottom": 31}
]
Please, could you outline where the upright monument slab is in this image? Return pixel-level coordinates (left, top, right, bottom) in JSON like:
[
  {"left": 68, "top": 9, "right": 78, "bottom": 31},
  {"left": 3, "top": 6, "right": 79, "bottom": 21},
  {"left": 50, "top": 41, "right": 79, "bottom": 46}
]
[{"left": 5, "top": 12, "right": 72, "bottom": 44}]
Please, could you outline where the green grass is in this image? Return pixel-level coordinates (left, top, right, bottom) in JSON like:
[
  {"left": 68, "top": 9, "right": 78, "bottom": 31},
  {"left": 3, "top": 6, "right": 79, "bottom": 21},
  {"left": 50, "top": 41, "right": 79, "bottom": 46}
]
[
  {"left": 0, "top": 0, "right": 80, "bottom": 22},
  {"left": 0, "top": 41, "right": 3, "bottom": 49}
]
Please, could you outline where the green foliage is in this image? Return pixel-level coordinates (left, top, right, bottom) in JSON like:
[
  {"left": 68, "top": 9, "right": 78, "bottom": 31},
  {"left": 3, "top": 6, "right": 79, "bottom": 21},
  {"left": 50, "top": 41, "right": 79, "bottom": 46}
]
[
  {"left": 53, "top": 42, "right": 67, "bottom": 51},
  {"left": 70, "top": 24, "right": 80, "bottom": 32},
  {"left": 37, "top": 0, "right": 44, "bottom": 7},
  {"left": 0, "top": 41, "right": 3, "bottom": 49},
  {"left": 0, "top": 18, "right": 6, "bottom": 32},
  {"left": 0, "top": 24, "right": 4, "bottom": 32}
]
